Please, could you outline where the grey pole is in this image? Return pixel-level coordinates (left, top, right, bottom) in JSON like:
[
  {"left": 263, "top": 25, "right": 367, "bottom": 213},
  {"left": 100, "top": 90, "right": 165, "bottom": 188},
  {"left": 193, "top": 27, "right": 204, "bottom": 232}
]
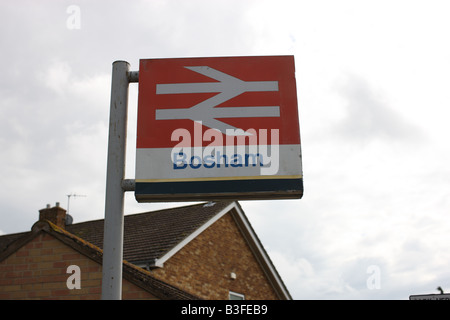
[{"left": 101, "top": 61, "right": 131, "bottom": 300}]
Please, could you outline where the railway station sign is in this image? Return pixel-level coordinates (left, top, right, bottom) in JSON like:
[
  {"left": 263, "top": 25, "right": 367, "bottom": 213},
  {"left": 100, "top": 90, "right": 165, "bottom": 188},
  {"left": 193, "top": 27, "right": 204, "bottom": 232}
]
[{"left": 135, "top": 56, "right": 302, "bottom": 202}]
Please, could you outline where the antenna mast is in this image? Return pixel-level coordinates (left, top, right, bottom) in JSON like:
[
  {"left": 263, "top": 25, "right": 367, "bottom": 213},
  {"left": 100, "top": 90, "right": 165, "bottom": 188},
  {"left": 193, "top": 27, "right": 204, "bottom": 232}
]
[{"left": 66, "top": 193, "right": 87, "bottom": 215}]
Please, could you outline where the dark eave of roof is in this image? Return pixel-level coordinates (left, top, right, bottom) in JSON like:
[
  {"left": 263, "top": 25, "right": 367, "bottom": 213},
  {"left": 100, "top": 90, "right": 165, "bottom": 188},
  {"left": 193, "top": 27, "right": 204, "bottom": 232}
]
[{"left": 0, "top": 230, "right": 28, "bottom": 253}]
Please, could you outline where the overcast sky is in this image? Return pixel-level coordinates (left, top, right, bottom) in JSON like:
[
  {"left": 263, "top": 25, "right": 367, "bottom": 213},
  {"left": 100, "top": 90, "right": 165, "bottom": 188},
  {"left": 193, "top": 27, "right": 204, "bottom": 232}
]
[{"left": 1, "top": 0, "right": 450, "bottom": 300}]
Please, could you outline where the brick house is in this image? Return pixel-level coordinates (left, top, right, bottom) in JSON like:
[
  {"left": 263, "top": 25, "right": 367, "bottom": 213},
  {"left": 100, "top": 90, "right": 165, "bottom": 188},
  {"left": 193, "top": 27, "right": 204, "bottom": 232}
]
[{"left": 0, "top": 201, "right": 291, "bottom": 300}]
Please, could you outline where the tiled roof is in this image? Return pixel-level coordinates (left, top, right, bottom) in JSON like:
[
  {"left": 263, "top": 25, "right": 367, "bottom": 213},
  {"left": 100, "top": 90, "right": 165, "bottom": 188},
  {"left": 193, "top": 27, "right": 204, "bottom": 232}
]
[
  {"left": 65, "top": 201, "right": 232, "bottom": 266},
  {"left": 0, "top": 231, "right": 27, "bottom": 253}
]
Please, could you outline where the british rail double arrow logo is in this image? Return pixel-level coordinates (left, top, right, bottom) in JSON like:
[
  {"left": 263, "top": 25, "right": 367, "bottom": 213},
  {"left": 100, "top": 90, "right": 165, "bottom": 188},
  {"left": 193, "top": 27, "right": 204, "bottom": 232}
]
[{"left": 155, "top": 66, "right": 280, "bottom": 135}]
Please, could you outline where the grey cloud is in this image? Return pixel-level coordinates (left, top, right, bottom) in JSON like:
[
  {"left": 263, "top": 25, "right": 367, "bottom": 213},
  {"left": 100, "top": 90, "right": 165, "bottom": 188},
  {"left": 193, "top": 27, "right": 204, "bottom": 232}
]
[{"left": 334, "top": 74, "right": 424, "bottom": 145}]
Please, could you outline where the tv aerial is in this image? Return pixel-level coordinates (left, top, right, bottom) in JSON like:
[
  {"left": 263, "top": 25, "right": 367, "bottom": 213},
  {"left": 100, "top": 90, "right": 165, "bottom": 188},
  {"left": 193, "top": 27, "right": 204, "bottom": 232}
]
[{"left": 66, "top": 193, "right": 87, "bottom": 220}]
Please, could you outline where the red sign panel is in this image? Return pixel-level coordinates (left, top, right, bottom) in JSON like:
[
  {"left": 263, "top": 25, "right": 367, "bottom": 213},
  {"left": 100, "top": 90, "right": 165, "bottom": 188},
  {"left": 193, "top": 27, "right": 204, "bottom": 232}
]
[{"left": 135, "top": 56, "right": 302, "bottom": 202}]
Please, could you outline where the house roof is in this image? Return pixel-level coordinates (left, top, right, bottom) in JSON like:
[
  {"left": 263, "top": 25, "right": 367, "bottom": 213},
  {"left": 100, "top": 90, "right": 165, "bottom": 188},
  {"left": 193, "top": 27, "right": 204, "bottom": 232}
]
[
  {"left": 0, "top": 219, "right": 200, "bottom": 300},
  {"left": 0, "top": 201, "right": 292, "bottom": 300},
  {"left": 65, "top": 201, "right": 232, "bottom": 267}
]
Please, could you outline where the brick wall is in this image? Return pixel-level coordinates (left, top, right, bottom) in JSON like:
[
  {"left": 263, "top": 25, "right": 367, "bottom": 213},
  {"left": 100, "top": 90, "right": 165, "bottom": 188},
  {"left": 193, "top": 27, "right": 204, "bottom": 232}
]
[
  {"left": 0, "top": 232, "right": 157, "bottom": 300},
  {"left": 151, "top": 212, "right": 279, "bottom": 300}
]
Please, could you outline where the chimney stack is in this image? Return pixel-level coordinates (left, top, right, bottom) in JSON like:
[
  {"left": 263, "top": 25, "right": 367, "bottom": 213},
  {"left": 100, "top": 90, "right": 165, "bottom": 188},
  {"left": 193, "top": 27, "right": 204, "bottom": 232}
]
[{"left": 39, "top": 202, "right": 67, "bottom": 229}]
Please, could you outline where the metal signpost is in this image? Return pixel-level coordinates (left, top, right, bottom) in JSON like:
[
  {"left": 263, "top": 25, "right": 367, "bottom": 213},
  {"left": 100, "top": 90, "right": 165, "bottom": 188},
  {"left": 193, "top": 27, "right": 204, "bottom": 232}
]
[
  {"left": 102, "top": 61, "right": 137, "bottom": 300},
  {"left": 101, "top": 56, "right": 302, "bottom": 299}
]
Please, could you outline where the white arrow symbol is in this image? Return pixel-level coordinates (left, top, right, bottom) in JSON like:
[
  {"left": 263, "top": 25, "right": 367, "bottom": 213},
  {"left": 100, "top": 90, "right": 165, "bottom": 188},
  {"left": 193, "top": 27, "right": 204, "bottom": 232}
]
[{"left": 155, "top": 66, "right": 280, "bottom": 135}]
